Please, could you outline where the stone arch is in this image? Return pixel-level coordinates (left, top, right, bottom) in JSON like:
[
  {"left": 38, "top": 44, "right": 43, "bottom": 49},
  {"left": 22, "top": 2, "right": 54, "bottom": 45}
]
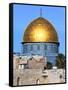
[
  {"left": 17, "top": 77, "right": 20, "bottom": 86},
  {"left": 36, "top": 79, "right": 40, "bottom": 84}
]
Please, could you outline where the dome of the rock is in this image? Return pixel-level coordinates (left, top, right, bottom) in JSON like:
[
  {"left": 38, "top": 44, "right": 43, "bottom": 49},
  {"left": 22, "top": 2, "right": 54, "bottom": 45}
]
[{"left": 23, "top": 17, "right": 58, "bottom": 42}]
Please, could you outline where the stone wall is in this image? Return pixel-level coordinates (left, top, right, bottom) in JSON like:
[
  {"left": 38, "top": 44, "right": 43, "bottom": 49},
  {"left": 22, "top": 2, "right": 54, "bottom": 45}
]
[{"left": 13, "top": 55, "right": 65, "bottom": 86}]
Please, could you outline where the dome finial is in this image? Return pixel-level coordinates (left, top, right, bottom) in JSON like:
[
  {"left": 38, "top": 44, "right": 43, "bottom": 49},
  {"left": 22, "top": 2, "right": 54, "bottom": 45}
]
[{"left": 40, "top": 8, "right": 42, "bottom": 17}]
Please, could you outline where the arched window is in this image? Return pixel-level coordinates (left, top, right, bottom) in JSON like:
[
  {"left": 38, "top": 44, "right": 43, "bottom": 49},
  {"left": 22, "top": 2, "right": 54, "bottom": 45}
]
[
  {"left": 44, "top": 45, "right": 47, "bottom": 50},
  {"left": 23, "top": 45, "right": 27, "bottom": 53},
  {"left": 30, "top": 45, "right": 33, "bottom": 51},
  {"left": 51, "top": 44, "right": 57, "bottom": 53},
  {"left": 17, "top": 77, "right": 20, "bottom": 86},
  {"left": 25, "top": 45, "right": 27, "bottom": 51},
  {"left": 36, "top": 79, "right": 40, "bottom": 84},
  {"left": 37, "top": 45, "right": 40, "bottom": 50}
]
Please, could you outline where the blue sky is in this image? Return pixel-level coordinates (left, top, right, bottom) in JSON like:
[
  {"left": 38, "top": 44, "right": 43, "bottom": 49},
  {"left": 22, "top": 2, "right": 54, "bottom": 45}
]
[{"left": 13, "top": 4, "right": 65, "bottom": 55}]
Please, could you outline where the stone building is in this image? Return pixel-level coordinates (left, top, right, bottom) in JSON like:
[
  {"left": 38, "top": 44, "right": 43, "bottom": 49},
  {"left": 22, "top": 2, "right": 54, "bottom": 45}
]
[
  {"left": 13, "top": 55, "right": 48, "bottom": 86},
  {"left": 22, "top": 17, "right": 59, "bottom": 65},
  {"left": 13, "top": 16, "right": 65, "bottom": 86},
  {"left": 13, "top": 54, "right": 65, "bottom": 86}
]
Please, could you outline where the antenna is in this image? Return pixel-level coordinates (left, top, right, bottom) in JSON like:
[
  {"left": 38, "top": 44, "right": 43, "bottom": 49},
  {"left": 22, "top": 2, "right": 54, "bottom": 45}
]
[{"left": 40, "top": 8, "right": 42, "bottom": 17}]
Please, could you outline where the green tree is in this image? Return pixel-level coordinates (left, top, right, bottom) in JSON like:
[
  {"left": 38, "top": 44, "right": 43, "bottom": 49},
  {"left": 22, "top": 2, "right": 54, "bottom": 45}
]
[
  {"left": 47, "top": 61, "right": 53, "bottom": 69},
  {"left": 55, "top": 54, "right": 65, "bottom": 69}
]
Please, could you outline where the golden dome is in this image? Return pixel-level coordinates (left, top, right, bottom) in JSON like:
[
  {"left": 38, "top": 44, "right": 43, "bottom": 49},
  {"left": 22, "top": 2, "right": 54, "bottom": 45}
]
[{"left": 23, "top": 17, "right": 58, "bottom": 42}]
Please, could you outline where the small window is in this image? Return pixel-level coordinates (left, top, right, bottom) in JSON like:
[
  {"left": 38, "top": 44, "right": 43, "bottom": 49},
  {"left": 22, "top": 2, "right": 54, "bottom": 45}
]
[{"left": 19, "top": 64, "right": 24, "bottom": 69}]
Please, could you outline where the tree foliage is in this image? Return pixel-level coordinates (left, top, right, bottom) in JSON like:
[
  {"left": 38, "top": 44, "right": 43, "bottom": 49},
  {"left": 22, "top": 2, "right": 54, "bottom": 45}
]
[
  {"left": 47, "top": 61, "right": 53, "bottom": 69},
  {"left": 55, "top": 53, "right": 65, "bottom": 69}
]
